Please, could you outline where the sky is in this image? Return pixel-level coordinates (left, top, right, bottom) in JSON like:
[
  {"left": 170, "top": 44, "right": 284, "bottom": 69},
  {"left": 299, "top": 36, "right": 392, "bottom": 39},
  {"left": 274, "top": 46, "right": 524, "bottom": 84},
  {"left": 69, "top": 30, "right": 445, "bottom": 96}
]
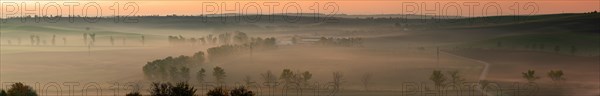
[{"left": 0, "top": 0, "right": 598, "bottom": 17}]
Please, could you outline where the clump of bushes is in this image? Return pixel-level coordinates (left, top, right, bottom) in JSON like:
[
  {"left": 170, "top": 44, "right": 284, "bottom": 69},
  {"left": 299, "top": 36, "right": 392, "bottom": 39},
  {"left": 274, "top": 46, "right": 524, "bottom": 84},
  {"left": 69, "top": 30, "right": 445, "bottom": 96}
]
[
  {"left": 207, "top": 86, "right": 254, "bottom": 96},
  {"left": 149, "top": 82, "right": 197, "bottom": 96}
]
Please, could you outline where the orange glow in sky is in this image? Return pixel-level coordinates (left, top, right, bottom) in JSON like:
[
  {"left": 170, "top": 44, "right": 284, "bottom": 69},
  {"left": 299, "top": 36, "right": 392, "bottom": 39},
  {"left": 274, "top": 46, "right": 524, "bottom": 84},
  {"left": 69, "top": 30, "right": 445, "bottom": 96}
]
[{"left": 0, "top": 0, "right": 598, "bottom": 17}]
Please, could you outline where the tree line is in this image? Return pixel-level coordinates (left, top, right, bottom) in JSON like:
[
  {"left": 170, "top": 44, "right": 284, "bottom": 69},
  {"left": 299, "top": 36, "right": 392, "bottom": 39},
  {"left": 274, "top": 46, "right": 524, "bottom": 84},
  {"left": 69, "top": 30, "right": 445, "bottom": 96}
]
[
  {"left": 315, "top": 37, "right": 363, "bottom": 47},
  {"left": 207, "top": 37, "right": 276, "bottom": 62},
  {"left": 168, "top": 31, "right": 252, "bottom": 46}
]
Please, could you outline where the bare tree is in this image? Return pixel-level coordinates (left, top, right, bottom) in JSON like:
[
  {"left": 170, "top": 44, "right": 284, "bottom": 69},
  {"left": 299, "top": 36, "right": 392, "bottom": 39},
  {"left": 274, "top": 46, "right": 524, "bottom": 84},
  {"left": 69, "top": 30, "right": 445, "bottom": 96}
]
[
  {"left": 447, "top": 70, "right": 465, "bottom": 86},
  {"left": 361, "top": 73, "right": 373, "bottom": 91},
  {"left": 261, "top": 70, "right": 277, "bottom": 84},
  {"left": 110, "top": 36, "right": 115, "bottom": 46},
  {"left": 332, "top": 72, "right": 344, "bottom": 94}
]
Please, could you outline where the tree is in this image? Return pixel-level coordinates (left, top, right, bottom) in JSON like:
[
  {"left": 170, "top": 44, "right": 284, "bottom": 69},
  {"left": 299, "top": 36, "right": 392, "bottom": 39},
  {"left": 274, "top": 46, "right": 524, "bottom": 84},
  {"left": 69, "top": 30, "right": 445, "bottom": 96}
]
[
  {"left": 150, "top": 82, "right": 197, "bottom": 96},
  {"left": 89, "top": 33, "right": 96, "bottom": 46},
  {"left": 110, "top": 36, "right": 115, "bottom": 46},
  {"left": 51, "top": 35, "right": 56, "bottom": 46},
  {"left": 181, "top": 67, "right": 191, "bottom": 81},
  {"left": 62, "top": 37, "right": 67, "bottom": 45},
  {"left": 548, "top": 70, "right": 566, "bottom": 85},
  {"left": 192, "top": 52, "right": 206, "bottom": 65},
  {"left": 522, "top": 69, "right": 540, "bottom": 83},
  {"left": 197, "top": 68, "right": 206, "bottom": 83},
  {"left": 171, "top": 82, "right": 197, "bottom": 96},
  {"left": 361, "top": 73, "right": 373, "bottom": 91},
  {"left": 126, "top": 82, "right": 142, "bottom": 96},
  {"left": 141, "top": 35, "right": 145, "bottom": 45},
  {"left": 7, "top": 82, "right": 38, "bottom": 96},
  {"left": 213, "top": 67, "right": 227, "bottom": 84},
  {"left": 447, "top": 70, "right": 465, "bottom": 86},
  {"left": 125, "top": 92, "right": 141, "bottom": 96},
  {"left": 230, "top": 86, "right": 254, "bottom": 96},
  {"left": 150, "top": 82, "right": 171, "bottom": 96},
  {"left": 332, "top": 72, "right": 344, "bottom": 91},
  {"left": 279, "top": 69, "right": 294, "bottom": 84},
  {"left": 430, "top": 70, "right": 447, "bottom": 87},
  {"left": 206, "top": 87, "right": 228, "bottom": 96},
  {"left": 301, "top": 71, "right": 312, "bottom": 86},
  {"left": 261, "top": 70, "right": 277, "bottom": 84},
  {"left": 0, "top": 89, "right": 7, "bottom": 96}
]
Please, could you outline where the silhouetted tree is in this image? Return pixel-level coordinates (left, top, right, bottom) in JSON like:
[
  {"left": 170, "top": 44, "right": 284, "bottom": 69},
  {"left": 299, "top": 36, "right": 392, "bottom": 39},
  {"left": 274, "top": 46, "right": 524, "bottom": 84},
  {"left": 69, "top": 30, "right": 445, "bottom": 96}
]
[
  {"left": 261, "top": 70, "right": 277, "bottom": 84},
  {"left": 361, "top": 73, "right": 373, "bottom": 91},
  {"left": 150, "top": 82, "right": 196, "bottom": 96},
  {"left": 141, "top": 35, "right": 145, "bottom": 45},
  {"left": 522, "top": 69, "right": 540, "bottom": 83},
  {"left": 125, "top": 92, "right": 141, "bottom": 96},
  {"left": 6, "top": 82, "right": 37, "bottom": 96},
  {"left": 447, "top": 70, "right": 465, "bottom": 86},
  {"left": 171, "top": 82, "right": 197, "bottom": 96},
  {"left": 206, "top": 87, "right": 227, "bottom": 96},
  {"left": 301, "top": 71, "right": 312, "bottom": 86},
  {"left": 230, "top": 86, "right": 254, "bottom": 96},
  {"left": 548, "top": 70, "right": 566, "bottom": 85},
  {"left": 51, "top": 35, "right": 56, "bottom": 46},
  {"left": 181, "top": 67, "right": 191, "bottom": 81},
  {"left": 126, "top": 82, "right": 142, "bottom": 96},
  {"left": 35, "top": 35, "right": 40, "bottom": 45},
  {"left": 0, "top": 89, "right": 7, "bottom": 96},
  {"left": 196, "top": 68, "right": 206, "bottom": 83},
  {"left": 150, "top": 82, "right": 170, "bottom": 96},
  {"left": 430, "top": 70, "right": 447, "bottom": 87},
  {"left": 279, "top": 69, "right": 294, "bottom": 84},
  {"left": 110, "top": 36, "right": 115, "bottom": 46},
  {"left": 213, "top": 67, "right": 227, "bottom": 84},
  {"left": 89, "top": 33, "right": 96, "bottom": 46},
  {"left": 332, "top": 72, "right": 344, "bottom": 92}
]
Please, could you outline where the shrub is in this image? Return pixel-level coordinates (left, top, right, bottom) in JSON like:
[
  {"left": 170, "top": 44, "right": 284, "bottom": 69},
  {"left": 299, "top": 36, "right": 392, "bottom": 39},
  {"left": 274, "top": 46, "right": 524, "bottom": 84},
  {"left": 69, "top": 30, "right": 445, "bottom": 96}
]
[
  {"left": 150, "top": 82, "right": 197, "bottom": 96},
  {"left": 125, "top": 92, "right": 141, "bottom": 96},
  {"left": 230, "top": 87, "right": 254, "bottom": 96},
  {"left": 206, "top": 87, "right": 228, "bottom": 96}
]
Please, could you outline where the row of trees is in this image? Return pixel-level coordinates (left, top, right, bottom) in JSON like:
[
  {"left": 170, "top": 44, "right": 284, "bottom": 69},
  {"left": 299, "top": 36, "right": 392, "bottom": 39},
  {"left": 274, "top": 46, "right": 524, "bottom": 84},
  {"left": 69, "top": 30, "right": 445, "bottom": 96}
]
[
  {"left": 168, "top": 32, "right": 252, "bottom": 46},
  {"left": 429, "top": 69, "right": 567, "bottom": 88},
  {"left": 429, "top": 70, "right": 466, "bottom": 87},
  {"left": 522, "top": 69, "right": 566, "bottom": 85},
  {"left": 143, "top": 52, "right": 206, "bottom": 82},
  {"left": 315, "top": 37, "right": 363, "bottom": 47},
  {"left": 207, "top": 37, "right": 277, "bottom": 62},
  {"left": 127, "top": 82, "right": 254, "bottom": 96},
  {"left": 5, "top": 34, "right": 142, "bottom": 46}
]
